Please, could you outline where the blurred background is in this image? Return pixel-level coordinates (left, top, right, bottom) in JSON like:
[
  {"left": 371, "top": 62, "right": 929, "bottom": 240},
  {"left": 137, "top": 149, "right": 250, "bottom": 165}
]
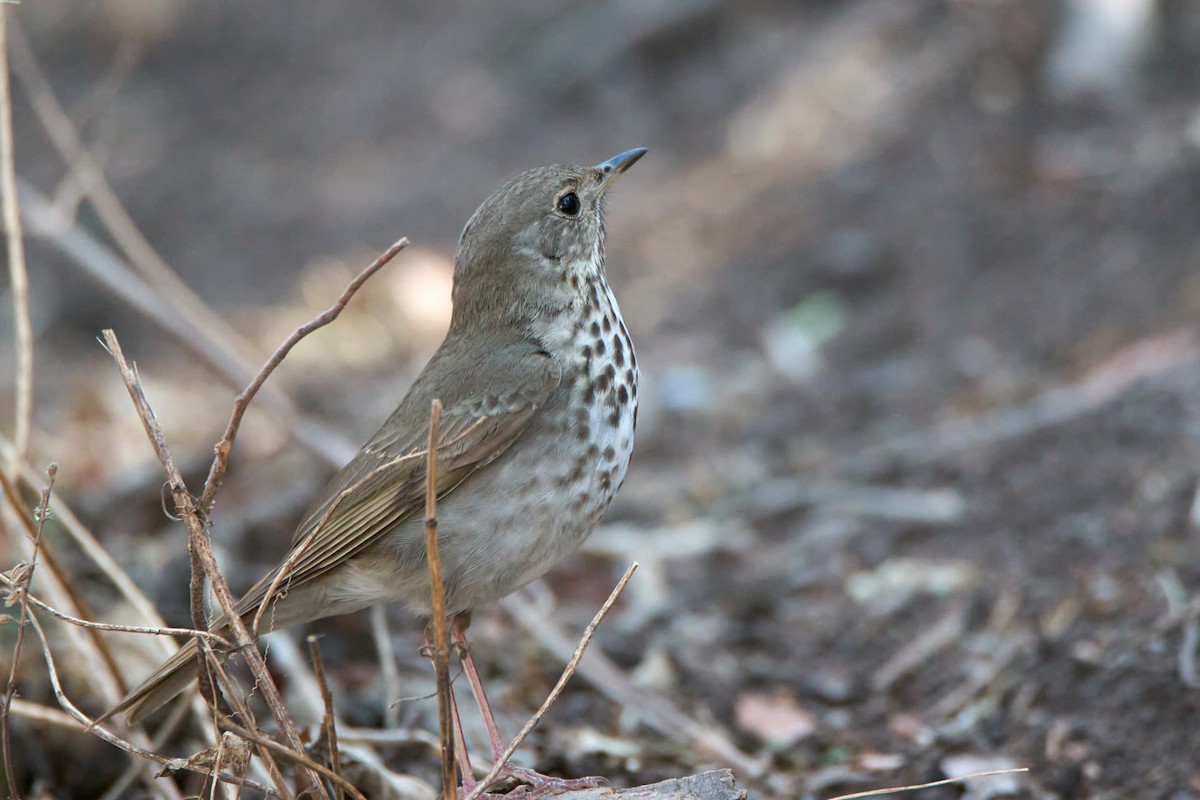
[{"left": 5, "top": 0, "right": 1200, "bottom": 796}]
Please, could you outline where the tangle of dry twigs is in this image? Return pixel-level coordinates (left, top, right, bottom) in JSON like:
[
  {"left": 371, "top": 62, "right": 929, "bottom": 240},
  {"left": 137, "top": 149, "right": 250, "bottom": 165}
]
[
  {"left": 1, "top": 464, "right": 55, "bottom": 800},
  {"left": 96, "top": 237, "right": 406, "bottom": 795}
]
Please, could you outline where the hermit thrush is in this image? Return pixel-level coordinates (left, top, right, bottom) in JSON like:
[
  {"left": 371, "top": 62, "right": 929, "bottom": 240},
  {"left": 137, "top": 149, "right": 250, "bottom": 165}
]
[{"left": 111, "top": 149, "right": 646, "bottom": 759}]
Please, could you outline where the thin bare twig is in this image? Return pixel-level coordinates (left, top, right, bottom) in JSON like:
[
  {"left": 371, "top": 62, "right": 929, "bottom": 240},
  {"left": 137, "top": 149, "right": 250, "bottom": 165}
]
[
  {"left": 10, "top": 697, "right": 80, "bottom": 730},
  {"left": 423, "top": 399, "right": 456, "bottom": 800},
  {"left": 0, "top": 434, "right": 186, "bottom": 661},
  {"left": 308, "top": 636, "right": 345, "bottom": 800},
  {"left": 0, "top": 8, "right": 30, "bottom": 468},
  {"left": 505, "top": 590, "right": 766, "bottom": 780},
  {"left": 0, "top": 577, "right": 232, "bottom": 646},
  {"left": 99, "top": 696, "right": 193, "bottom": 800},
  {"left": 101, "top": 330, "right": 321, "bottom": 796},
  {"left": 826, "top": 767, "right": 1028, "bottom": 800},
  {"left": 464, "top": 562, "right": 639, "bottom": 800},
  {"left": 2, "top": 464, "right": 55, "bottom": 799},
  {"left": 0, "top": 472, "right": 129, "bottom": 702},
  {"left": 218, "top": 715, "right": 370, "bottom": 800},
  {"left": 370, "top": 604, "right": 403, "bottom": 728},
  {"left": 25, "top": 609, "right": 279, "bottom": 797},
  {"left": 12, "top": 21, "right": 370, "bottom": 470},
  {"left": 16, "top": 180, "right": 356, "bottom": 467},
  {"left": 0, "top": 468, "right": 183, "bottom": 799},
  {"left": 187, "top": 531, "right": 220, "bottom": 719},
  {"left": 199, "top": 237, "right": 408, "bottom": 513},
  {"left": 266, "top": 633, "right": 437, "bottom": 800},
  {"left": 8, "top": 21, "right": 275, "bottom": 415},
  {"left": 202, "top": 649, "right": 291, "bottom": 800}
]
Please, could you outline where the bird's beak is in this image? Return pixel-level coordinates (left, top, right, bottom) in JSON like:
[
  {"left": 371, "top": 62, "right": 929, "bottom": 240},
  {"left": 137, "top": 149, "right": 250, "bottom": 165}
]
[{"left": 596, "top": 147, "right": 647, "bottom": 191}]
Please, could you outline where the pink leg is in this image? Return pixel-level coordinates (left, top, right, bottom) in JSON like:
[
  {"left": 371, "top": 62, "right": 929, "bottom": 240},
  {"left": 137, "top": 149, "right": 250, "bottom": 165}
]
[
  {"left": 451, "top": 613, "right": 506, "bottom": 760},
  {"left": 449, "top": 613, "right": 605, "bottom": 797},
  {"left": 448, "top": 684, "right": 477, "bottom": 791}
]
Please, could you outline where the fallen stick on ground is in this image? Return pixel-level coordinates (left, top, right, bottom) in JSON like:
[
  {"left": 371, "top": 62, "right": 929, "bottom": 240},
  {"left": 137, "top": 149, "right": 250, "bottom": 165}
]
[{"left": 529, "top": 769, "right": 745, "bottom": 800}]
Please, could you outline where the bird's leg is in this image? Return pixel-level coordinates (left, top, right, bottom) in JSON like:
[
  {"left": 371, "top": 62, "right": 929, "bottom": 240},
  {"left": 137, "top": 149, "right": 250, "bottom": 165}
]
[
  {"left": 451, "top": 612, "right": 506, "bottom": 760},
  {"left": 449, "top": 685, "right": 478, "bottom": 791},
  {"left": 449, "top": 613, "right": 606, "bottom": 798}
]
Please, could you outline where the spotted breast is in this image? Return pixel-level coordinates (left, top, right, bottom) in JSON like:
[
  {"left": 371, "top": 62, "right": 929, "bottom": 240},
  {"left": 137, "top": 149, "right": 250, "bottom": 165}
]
[{"left": 564, "top": 271, "right": 639, "bottom": 525}]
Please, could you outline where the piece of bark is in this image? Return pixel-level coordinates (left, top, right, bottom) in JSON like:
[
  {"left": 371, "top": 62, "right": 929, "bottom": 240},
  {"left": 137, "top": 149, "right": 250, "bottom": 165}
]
[{"left": 542, "top": 770, "right": 746, "bottom": 800}]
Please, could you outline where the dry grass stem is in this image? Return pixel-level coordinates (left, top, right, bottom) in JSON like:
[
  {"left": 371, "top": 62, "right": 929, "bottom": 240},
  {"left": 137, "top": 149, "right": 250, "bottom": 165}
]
[
  {"left": 0, "top": 8, "right": 31, "bottom": 468},
  {"left": 2, "top": 464, "right": 55, "bottom": 799},
  {"left": 870, "top": 604, "right": 967, "bottom": 693},
  {"left": 825, "top": 767, "right": 1028, "bottom": 800},
  {"left": 505, "top": 590, "right": 765, "bottom": 780},
  {"left": 202, "top": 643, "right": 292, "bottom": 800},
  {"left": 0, "top": 468, "right": 180, "bottom": 798},
  {"left": 8, "top": 21, "right": 276, "bottom": 412},
  {"left": 25, "top": 609, "right": 279, "bottom": 797},
  {"left": 422, "top": 398, "right": 456, "bottom": 800},
  {"left": 187, "top": 541, "right": 220, "bottom": 719},
  {"left": 1179, "top": 612, "right": 1200, "bottom": 688},
  {"left": 0, "top": 434, "right": 184, "bottom": 660},
  {"left": 101, "top": 330, "right": 320, "bottom": 796},
  {"left": 218, "top": 716, "right": 370, "bottom": 800},
  {"left": 308, "top": 635, "right": 345, "bottom": 800},
  {"left": 0, "top": 579, "right": 232, "bottom": 646},
  {"left": 99, "top": 698, "right": 195, "bottom": 800},
  {"left": 370, "top": 604, "right": 403, "bottom": 728},
  {"left": 1, "top": 467, "right": 135, "bottom": 708},
  {"left": 335, "top": 725, "right": 439, "bottom": 749},
  {"left": 267, "top": 632, "right": 436, "bottom": 800},
  {"left": 464, "top": 562, "right": 639, "bottom": 800},
  {"left": 11, "top": 697, "right": 81, "bottom": 729},
  {"left": 16, "top": 180, "right": 356, "bottom": 465},
  {"left": 199, "top": 237, "right": 408, "bottom": 513},
  {"left": 98, "top": 237, "right": 401, "bottom": 794}
]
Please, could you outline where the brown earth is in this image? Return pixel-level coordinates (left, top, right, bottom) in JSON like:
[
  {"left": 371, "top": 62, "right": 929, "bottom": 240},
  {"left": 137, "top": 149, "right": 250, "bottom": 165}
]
[{"left": 6, "top": 1, "right": 1200, "bottom": 798}]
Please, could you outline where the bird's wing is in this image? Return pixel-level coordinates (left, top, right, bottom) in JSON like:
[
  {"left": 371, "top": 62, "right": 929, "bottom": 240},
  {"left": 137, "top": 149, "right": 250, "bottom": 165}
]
[{"left": 228, "top": 349, "right": 562, "bottom": 624}]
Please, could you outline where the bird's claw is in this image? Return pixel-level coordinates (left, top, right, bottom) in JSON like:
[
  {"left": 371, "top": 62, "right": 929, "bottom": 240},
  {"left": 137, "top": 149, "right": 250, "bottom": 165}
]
[{"left": 469, "top": 767, "right": 606, "bottom": 799}]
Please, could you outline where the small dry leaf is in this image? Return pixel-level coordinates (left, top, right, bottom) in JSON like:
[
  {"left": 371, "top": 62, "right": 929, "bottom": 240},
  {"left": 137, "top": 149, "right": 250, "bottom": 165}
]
[
  {"left": 3, "top": 564, "right": 32, "bottom": 605},
  {"left": 157, "top": 732, "right": 251, "bottom": 778},
  {"left": 734, "top": 688, "right": 816, "bottom": 747}
]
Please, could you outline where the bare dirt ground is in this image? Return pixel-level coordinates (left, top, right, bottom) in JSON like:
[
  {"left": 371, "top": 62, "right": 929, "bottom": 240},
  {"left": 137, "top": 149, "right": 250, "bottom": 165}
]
[{"left": 5, "top": 1, "right": 1200, "bottom": 798}]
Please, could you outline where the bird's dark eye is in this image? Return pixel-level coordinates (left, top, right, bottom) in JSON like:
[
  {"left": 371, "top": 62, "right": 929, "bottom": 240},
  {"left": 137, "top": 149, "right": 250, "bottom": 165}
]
[{"left": 557, "top": 192, "right": 581, "bottom": 216}]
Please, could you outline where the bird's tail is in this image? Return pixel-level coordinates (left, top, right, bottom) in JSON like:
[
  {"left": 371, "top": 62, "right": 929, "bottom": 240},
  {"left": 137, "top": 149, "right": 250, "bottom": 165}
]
[
  {"left": 105, "top": 570, "right": 325, "bottom": 725},
  {"left": 105, "top": 639, "right": 207, "bottom": 725}
]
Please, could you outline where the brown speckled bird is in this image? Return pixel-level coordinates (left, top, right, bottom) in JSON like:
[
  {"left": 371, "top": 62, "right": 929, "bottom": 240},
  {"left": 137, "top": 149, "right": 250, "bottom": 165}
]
[{"left": 111, "top": 149, "right": 646, "bottom": 786}]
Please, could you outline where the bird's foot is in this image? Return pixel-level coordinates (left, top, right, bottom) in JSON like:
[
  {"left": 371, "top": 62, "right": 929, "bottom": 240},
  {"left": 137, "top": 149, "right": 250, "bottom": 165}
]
[{"left": 472, "top": 766, "right": 606, "bottom": 798}]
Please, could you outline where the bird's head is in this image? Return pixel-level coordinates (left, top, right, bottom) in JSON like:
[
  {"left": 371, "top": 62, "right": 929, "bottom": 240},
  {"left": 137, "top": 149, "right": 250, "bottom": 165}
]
[{"left": 450, "top": 148, "right": 646, "bottom": 333}]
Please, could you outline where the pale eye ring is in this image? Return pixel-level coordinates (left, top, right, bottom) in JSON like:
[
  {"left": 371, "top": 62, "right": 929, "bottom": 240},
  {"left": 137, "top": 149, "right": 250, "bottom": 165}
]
[{"left": 556, "top": 192, "right": 581, "bottom": 216}]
